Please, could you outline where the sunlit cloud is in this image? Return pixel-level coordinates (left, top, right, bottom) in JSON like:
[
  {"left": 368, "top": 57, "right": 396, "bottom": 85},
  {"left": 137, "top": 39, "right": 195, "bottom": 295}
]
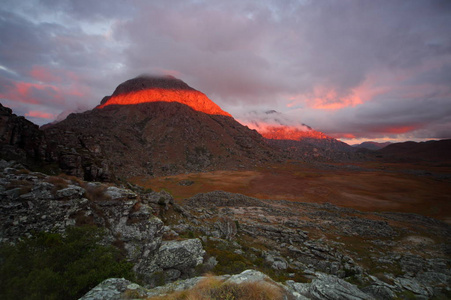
[
  {"left": 0, "top": 81, "right": 64, "bottom": 105},
  {"left": 25, "top": 110, "right": 56, "bottom": 119}
]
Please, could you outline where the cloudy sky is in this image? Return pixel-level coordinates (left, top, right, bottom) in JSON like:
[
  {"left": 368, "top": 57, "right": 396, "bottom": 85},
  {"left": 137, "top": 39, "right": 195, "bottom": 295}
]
[{"left": 1, "top": 0, "right": 450, "bottom": 144}]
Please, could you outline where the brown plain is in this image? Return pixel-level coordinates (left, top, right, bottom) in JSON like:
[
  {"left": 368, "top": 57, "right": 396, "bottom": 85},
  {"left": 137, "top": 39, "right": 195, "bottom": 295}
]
[{"left": 130, "top": 161, "right": 451, "bottom": 223}]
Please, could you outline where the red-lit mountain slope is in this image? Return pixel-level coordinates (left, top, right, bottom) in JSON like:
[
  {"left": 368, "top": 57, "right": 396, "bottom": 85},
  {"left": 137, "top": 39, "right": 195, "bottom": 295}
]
[
  {"left": 242, "top": 110, "right": 356, "bottom": 161},
  {"left": 98, "top": 75, "right": 231, "bottom": 117},
  {"left": 44, "top": 76, "right": 278, "bottom": 180},
  {"left": 258, "top": 125, "right": 329, "bottom": 140}
]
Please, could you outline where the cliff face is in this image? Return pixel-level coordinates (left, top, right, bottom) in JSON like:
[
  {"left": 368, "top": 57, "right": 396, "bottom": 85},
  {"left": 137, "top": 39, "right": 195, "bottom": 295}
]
[{"left": 0, "top": 103, "right": 46, "bottom": 165}]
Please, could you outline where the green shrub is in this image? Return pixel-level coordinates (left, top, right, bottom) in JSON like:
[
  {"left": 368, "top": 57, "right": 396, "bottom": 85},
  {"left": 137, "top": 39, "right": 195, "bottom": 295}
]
[
  {"left": 0, "top": 226, "right": 135, "bottom": 300},
  {"left": 203, "top": 239, "right": 253, "bottom": 275}
]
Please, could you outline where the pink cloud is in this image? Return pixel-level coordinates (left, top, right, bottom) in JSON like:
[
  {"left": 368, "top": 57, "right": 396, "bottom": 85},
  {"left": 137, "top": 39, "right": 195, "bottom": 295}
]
[
  {"left": 25, "top": 110, "right": 56, "bottom": 119},
  {"left": 0, "top": 81, "right": 64, "bottom": 105},
  {"left": 287, "top": 75, "right": 389, "bottom": 111},
  {"left": 382, "top": 125, "right": 420, "bottom": 134},
  {"left": 30, "top": 66, "right": 62, "bottom": 83}
]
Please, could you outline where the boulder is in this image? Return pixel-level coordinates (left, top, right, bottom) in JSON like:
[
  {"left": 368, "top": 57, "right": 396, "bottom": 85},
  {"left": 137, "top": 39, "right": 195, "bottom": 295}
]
[
  {"left": 104, "top": 186, "right": 137, "bottom": 200},
  {"left": 155, "top": 238, "right": 205, "bottom": 272},
  {"left": 79, "top": 278, "right": 147, "bottom": 300}
]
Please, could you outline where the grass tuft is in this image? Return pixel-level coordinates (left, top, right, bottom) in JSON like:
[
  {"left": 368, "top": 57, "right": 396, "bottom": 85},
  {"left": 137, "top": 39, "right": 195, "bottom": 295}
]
[{"left": 147, "top": 273, "right": 284, "bottom": 300}]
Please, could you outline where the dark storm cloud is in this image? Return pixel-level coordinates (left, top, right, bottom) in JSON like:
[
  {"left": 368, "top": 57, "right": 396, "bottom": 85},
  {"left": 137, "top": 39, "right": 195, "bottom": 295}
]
[
  {"left": 37, "top": 0, "right": 135, "bottom": 21},
  {"left": 0, "top": 0, "right": 450, "bottom": 142},
  {"left": 0, "top": 10, "right": 54, "bottom": 74},
  {"left": 0, "top": 3, "right": 126, "bottom": 118}
]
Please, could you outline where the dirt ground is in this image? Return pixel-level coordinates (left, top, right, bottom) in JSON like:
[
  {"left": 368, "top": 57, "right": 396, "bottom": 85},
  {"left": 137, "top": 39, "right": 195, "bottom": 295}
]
[{"left": 130, "top": 161, "right": 451, "bottom": 223}]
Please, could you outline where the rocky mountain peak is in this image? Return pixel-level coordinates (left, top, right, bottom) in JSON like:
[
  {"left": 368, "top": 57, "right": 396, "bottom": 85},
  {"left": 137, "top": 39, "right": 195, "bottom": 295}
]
[
  {"left": 111, "top": 75, "right": 195, "bottom": 97},
  {"left": 98, "top": 75, "right": 231, "bottom": 117}
]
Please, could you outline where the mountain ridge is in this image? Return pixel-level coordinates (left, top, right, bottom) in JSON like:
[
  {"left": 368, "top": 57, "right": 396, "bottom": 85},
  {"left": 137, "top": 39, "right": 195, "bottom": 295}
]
[
  {"left": 352, "top": 141, "right": 391, "bottom": 151},
  {"left": 377, "top": 139, "right": 451, "bottom": 162}
]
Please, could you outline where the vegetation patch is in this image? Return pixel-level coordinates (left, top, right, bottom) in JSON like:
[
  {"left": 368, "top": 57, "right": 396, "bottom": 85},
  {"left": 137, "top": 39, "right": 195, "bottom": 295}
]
[
  {"left": 0, "top": 226, "right": 134, "bottom": 300},
  {"left": 202, "top": 238, "right": 310, "bottom": 284},
  {"left": 203, "top": 238, "right": 254, "bottom": 275},
  {"left": 85, "top": 184, "right": 110, "bottom": 201}
]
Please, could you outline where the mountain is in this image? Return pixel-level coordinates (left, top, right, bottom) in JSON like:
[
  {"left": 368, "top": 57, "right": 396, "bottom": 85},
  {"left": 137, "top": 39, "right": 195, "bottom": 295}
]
[
  {"left": 241, "top": 110, "right": 356, "bottom": 161},
  {"left": 43, "top": 75, "right": 278, "bottom": 180},
  {"left": 352, "top": 141, "right": 391, "bottom": 151},
  {"left": 377, "top": 139, "right": 451, "bottom": 163}
]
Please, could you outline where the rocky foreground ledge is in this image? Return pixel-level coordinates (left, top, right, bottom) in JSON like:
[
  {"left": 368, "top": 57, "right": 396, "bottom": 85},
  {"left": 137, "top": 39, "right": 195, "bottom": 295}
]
[
  {"left": 1, "top": 160, "right": 450, "bottom": 299},
  {"left": 80, "top": 269, "right": 374, "bottom": 300}
]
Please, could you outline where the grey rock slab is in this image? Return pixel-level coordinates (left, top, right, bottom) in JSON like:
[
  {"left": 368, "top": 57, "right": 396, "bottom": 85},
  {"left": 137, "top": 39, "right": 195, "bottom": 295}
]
[
  {"left": 395, "top": 277, "right": 433, "bottom": 297},
  {"left": 156, "top": 238, "right": 205, "bottom": 271},
  {"left": 225, "top": 269, "right": 272, "bottom": 285},
  {"left": 361, "top": 284, "right": 397, "bottom": 300},
  {"left": 78, "top": 278, "right": 133, "bottom": 300},
  {"left": 56, "top": 185, "right": 86, "bottom": 199},
  {"left": 105, "top": 186, "right": 137, "bottom": 200},
  {"left": 416, "top": 271, "right": 449, "bottom": 287},
  {"left": 308, "top": 273, "right": 375, "bottom": 300},
  {"left": 145, "top": 276, "right": 206, "bottom": 297}
]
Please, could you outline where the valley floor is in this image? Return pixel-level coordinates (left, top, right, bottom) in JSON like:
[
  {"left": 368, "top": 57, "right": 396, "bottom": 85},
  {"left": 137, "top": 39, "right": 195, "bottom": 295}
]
[{"left": 131, "top": 161, "right": 451, "bottom": 223}]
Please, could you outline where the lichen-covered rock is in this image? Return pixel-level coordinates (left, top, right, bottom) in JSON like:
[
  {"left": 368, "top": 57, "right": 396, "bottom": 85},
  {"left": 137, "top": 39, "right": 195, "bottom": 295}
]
[
  {"left": 155, "top": 238, "right": 205, "bottom": 271},
  {"left": 289, "top": 273, "right": 375, "bottom": 300},
  {"left": 225, "top": 269, "right": 273, "bottom": 284},
  {"left": 264, "top": 251, "right": 288, "bottom": 270},
  {"left": 79, "top": 278, "right": 148, "bottom": 300},
  {"left": 395, "top": 277, "right": 433, "bottom": 298},
  {"left": 104, "top": 186, "right": 137, "bottom": 200},
  {"left": 56, "top": 185, "right": 86, "bottom": 199},
  {"left": 361, "top": 284, "right": 397, "bottom": 300}
]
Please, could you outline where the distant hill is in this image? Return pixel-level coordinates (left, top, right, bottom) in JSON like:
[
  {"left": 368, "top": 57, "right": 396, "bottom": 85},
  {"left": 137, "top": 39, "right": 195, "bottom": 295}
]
[
  {"left": 377, "top": 139, "right": 451, "bottom": 162},
  {"left": 352, "top": 141, "right": 391, "bottom": 151}
]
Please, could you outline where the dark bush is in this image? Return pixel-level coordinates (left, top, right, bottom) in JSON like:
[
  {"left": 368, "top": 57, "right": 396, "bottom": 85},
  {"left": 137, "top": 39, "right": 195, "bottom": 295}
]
[{"left": 0, "top": 226, "right": 134, "bottom": 300}]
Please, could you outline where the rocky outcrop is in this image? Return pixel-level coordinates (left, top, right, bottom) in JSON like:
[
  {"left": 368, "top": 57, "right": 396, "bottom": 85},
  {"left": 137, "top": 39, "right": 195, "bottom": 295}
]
[
  {"left": 178, "top": 191, "right": 451, "bottom": 298},
  {"left": 78, "top": 278, "right": 136, "bottom": 300},
  {"left": 134, "top": 238, "right": 205, "bottom": 284},
  {"left": 0, "top": 162, "right": 204, "bottom": 285},
  {"left": 80, "top": 270, "right": 380, "bottom": 300}
]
